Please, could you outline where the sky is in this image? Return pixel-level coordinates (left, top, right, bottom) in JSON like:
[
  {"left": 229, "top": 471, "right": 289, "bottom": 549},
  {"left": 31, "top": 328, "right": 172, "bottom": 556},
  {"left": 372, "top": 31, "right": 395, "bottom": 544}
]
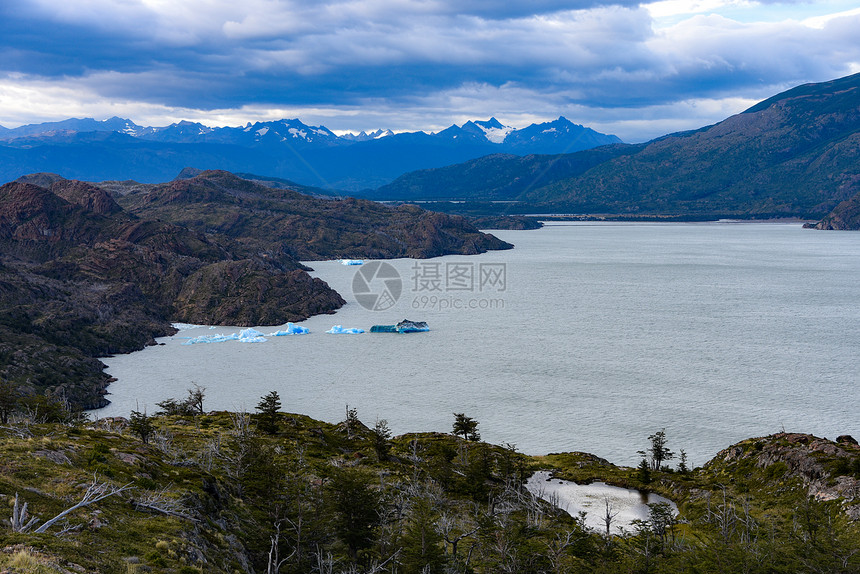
[{"left": 0, "top": 0, "right": 858, "bottom": 142}]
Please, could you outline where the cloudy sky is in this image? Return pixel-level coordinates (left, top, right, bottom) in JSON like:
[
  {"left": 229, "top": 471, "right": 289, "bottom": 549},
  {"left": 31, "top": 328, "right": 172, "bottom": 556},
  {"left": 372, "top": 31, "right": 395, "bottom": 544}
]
[{"left": 1, "top": 0, "right": 858, "bottom": 142}]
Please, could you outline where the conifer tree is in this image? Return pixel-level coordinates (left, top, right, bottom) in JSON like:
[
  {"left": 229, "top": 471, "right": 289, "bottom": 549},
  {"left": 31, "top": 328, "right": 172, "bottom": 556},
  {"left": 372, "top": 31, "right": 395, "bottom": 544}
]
[{"left": 256, "top": 390, "right": 281, "bottom": 435}]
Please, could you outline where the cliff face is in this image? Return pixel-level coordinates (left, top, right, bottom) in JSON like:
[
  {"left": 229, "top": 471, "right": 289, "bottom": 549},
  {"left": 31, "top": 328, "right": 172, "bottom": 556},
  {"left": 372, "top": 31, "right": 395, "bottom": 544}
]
[
  {"left": 1, "top": 171, "right": 512, "bottom": 409},
  {"left": 807, "top": 189, "right": 860, "bottom": 230},
  {"left": 112, "top": 170, "right": 512, "bottom": 260}
]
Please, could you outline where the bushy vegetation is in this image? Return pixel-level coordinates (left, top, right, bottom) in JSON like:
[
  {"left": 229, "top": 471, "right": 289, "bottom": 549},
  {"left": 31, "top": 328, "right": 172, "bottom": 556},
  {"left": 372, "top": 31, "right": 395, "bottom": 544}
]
[{"left": 0, "top": 400, "right": 858, "bottom": 573}]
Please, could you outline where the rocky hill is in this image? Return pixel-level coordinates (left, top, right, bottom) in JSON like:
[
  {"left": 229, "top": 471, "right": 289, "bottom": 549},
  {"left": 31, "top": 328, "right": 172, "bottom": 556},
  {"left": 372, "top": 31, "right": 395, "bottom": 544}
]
[
  {"left": 0, "top": 410, "right": 857, "bottom": 574},
  {"left": 0, "top": 172, "right": 510, "bottom": 409},
  {"left": 371, "top": 73, "right": 860, "bottom": 220}
]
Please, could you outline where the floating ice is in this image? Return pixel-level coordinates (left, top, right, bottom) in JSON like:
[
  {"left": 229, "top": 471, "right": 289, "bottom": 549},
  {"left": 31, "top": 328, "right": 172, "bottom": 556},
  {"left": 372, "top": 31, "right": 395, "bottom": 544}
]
[
  {"left": 172, "top": 322, "right": 206, "bottom": 330},
  {"left": 182, "top": 332, "right": 240, "bottom": 345},
  {"left": 525, "top": 471, "right": 677, "bottom": 534},
  {"left": 181, "top": 327, "right": 269, "bottom": 344},
  {"left": 238, "top": 328, "right": 267, "bottom": 343},
  {"left": 340, "top": 259, "right": 365, "bottom": 265},
  {"left": 269, "top": 323, "right": 310, "bottom": 336},
  {"left": 326, "top": 325, "right": 365, "bottom": 334}
]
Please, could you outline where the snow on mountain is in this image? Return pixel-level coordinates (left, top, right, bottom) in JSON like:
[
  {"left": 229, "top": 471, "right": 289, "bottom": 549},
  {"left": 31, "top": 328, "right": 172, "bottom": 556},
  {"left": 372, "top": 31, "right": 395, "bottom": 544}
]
[
  {"left": 341, "top": 129, "right": 395, "bottom": 141},
  {"left": 473, "top": 117, "right": 514, "bottom": 144}
]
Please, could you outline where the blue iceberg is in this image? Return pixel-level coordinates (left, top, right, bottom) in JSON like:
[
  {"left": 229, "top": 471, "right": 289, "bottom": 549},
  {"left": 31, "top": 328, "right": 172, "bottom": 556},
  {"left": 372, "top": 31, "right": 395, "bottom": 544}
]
[
  {"left": 370, "top": 320, "right": 429, "bottom": 334},
  {"left": 340, "top": 259, "right": 365, "bottom": 266},
  {"left": 239, "top": 328, "right": 267, "bottom": 343},
  {"left": 326, "top": 325, "right": 365, "bottom": 334},
  {"left": 269, "top": 323, "right": 310, "bottom": 336}
]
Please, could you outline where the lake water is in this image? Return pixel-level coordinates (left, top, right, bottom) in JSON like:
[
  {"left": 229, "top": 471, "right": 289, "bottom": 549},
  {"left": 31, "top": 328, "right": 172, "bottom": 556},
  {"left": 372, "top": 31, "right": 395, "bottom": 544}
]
[{"left": 97, "top": 222, "right": 860, "bottom": 467}]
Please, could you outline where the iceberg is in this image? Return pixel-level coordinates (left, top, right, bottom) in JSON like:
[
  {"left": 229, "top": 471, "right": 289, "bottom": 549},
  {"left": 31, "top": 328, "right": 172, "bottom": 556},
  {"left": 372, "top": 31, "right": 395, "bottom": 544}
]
[
  {"left": 238, "top": 328, "right": 267, "bottom": 343},
  {"left": 326, "top": 325, "right": 365, "bottom": 334},
  {"left": 172, "top": 322, "right": 206, "bottom": 330},
  {"left": 269, "top": 323, "right": 310, "bottom": 336},
  {"left": 182, "top": 332, "right": 240, "bottom": 345},
  {"left": 340, "top": 259, "right": 365, "bottom": 265},
  {"left": 370, "top": 319, "right": 429, "bottom": 333},
  {"left": 182, "top": 328, "right": 269, "bottom": 344}
]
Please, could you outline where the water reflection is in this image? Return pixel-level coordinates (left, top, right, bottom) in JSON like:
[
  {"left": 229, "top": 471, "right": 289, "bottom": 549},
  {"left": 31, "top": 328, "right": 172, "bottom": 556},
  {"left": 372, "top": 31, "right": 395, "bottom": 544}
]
[{"left": 525, "top": 470, "right": 678, "bottom": 534}]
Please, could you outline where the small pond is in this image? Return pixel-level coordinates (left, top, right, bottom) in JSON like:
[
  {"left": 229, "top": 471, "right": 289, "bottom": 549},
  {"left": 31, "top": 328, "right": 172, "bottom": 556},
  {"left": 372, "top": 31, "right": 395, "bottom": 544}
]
[{"left": 525, "top": 470, "right": 678, "bottom": 534}]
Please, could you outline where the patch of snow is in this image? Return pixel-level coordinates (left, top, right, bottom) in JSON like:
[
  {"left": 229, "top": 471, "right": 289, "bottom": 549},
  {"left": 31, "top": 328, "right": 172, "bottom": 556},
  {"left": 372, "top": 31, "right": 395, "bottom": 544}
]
[
  {"left": 256, "top": 127, "right": 270, "bottom": 137},
  {"left": 326, "top": 325, "right": 365, "bottom": 334},
  {"left": 525, "top": 471, "right": 678, "bottom": 534},
  {"left": 541, "top": 128, "right": 557, "bottom": 134},
  {"left": 479, "top": 125, "right": 514, "bottom": 144},
  {"left": 288, "top": 127, "right": 309, "bottom": 140}
]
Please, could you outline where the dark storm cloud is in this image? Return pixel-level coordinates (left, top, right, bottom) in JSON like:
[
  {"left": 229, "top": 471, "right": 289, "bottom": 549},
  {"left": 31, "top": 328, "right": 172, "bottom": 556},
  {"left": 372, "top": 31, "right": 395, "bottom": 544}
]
[{"left": 1, "top": 0, "right": 858, "bottom": 140}]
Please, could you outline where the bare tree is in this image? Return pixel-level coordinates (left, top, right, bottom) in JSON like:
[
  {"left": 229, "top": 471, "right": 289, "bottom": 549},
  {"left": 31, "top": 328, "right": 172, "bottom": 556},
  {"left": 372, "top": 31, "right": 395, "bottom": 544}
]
[
  {"left": 34, "top": 475, "right": 134, "bottom": 533},
  {"left": 133, "top": 486, "right": 197, "bottom": 521},
  {"left": 9, "top": 493, "right": 39, "bottom": 532},
  {"left": 602, "top": 496, "right": 619, "bottom": 538},
  {"left": 267, "top": 520, "right": 296, "bottom": 574}
]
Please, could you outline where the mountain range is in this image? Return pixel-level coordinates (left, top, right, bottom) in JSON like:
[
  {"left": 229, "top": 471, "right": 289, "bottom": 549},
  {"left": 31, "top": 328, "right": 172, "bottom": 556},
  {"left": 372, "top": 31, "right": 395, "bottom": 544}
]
[
  {"left": 373, "top": 73, "right": 860, "bottom": 226},
  {"left": 0, "top": 116, "right": 621, "bottom": 190}
]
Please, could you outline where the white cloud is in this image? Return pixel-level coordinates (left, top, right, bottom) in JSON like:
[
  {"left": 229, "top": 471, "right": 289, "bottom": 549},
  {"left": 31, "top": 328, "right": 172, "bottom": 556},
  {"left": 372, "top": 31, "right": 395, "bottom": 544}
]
[{"left": 1, "top": 0, "right": 858, "bottom": 143}]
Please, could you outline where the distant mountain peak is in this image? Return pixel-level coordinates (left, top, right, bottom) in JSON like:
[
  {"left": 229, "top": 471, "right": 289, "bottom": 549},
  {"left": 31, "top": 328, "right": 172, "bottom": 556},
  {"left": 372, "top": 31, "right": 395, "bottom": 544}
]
[
  {"left": 472, "top": 117, "right": 513, "bottom": 143},
  {"left": 474, "top": 117, "right": 505, "bottom": 130}
]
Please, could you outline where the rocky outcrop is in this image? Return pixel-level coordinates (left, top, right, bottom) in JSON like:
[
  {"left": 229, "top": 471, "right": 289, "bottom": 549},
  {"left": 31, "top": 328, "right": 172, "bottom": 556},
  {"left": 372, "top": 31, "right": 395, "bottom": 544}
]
[
  {"left": 112, "top": 170, "right": 512, "bottom": 261},
  {"left": 173, "top": 262, "right": 345, "bottom": 326},
  {"left": 0, "top": 179, "right": 344, "bottom": 409},
  {"left": 711, "top": 433, "right": 860, "bottom": 519},
  {"left": 805, "top": 189, "right": 860, "bottom": 230}
]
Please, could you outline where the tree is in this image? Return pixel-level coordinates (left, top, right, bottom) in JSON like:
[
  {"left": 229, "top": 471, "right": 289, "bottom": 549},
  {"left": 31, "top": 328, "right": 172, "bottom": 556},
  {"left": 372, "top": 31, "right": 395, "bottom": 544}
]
[
  {"left": 186, "top": 383, "right": 206, "bottom": 414},
  {"left": 155, "top": 397, "right": 194, "bottom": 416},
  {"left": 129, "top": 409, "right": 154, "bottom": 444},
  {"left": 155, "top": 383, "right": 206, "bottom": 416},
  {"left": 371, "top": 418, "right": 392, "bottom": 460},
  {"left": 677, "top": 449, "right": 689, "bottom": 474},
  {"left": 452, "top": 413, "right": 480, "bottom": 441},
  {"left": 256, "top": 390, "right": 282, "bottom": 435},
  {"left": 0, "top": 378, "right": 20, "bottom": 424},
  {"left": 344, "top": 404, "right": 360, "bottom": 439},
  {"left": 400, "top": 496, "right": 447, "bottom": 574},
  {"left": 638, "top": 429, "right": 674, "bottom": 471},
  {"left": 326, "top": 467, "right": 380, "bottom": 564},
  {"left": 637, "top": 457, "right": 652, "bottom": 484}
]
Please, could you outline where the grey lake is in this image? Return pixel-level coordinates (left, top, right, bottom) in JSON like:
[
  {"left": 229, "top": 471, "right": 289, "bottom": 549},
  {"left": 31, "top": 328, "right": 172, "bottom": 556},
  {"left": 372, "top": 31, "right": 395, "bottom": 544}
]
[{"left": 97, "top": 222, "right": 860, "bottom": 467}]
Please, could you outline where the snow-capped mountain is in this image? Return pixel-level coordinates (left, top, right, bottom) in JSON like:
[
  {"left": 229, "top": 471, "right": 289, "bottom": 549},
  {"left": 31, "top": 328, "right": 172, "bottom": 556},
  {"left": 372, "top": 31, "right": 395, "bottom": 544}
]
[
  {"left": 0, "top": 116, "right": 144, "bottom": 140},
  {"left": 472, "top": 117, "right": 514, "bottom": 143},
  {"left": 0, "top": 115, "right": 622, "bottom": 189},
  {"left": 340, "top": 129, "right": 395, "bottom": 142}
]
